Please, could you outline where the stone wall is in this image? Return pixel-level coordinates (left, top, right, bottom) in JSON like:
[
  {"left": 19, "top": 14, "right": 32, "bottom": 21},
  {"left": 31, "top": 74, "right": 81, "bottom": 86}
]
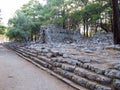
[{"left": 39, "top": 24, "right": 81, "bottom": 44}]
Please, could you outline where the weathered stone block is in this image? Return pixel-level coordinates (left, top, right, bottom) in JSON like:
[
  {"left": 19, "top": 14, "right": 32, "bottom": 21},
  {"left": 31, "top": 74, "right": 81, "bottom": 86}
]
[
  {"left": 86, "top": 81, "right": 96, "bottom": 90},
  {"left": 61, "top": 64, "right": 75, "bottom": 72},
  {"left": 89, "top": 65, "right": 106, "bottom": 74},
  {"left": 52, "top": 62, "right": 62, "bottom": 67},
  {"left": 50, "top": 49, "right": 60, "bottom": 57},
  {"left": 63, "top": 54, "right": 69, "bottom": 58},
  {"left": 51, "top": 58, "right": 59, "bottom": 62},
  {"left": 113, "top": 79, "right": 120, "bottom": 90},
  {"left": 95, "top": 84, "right": 112, "bottom": 90},
  {"left": 96, "top": 76, "right": 111, "bottom": 84},
  {"left": 105, "top": 69, "right": 120, "bottom": 79},
  {"left": 46, "top": 53, "right": 54, "bottom": 58},
  {"left": 72, "top": 75, "right": 87, "bottom": 87},
  {"left": 74, "top": 68, "right": 86, "bottom": 77},
  {"left": 64, "top": 72, "right": 73, "bottom": 79},
  {"left": 114, "top": 64, "right": 120, "bottom": 71}
]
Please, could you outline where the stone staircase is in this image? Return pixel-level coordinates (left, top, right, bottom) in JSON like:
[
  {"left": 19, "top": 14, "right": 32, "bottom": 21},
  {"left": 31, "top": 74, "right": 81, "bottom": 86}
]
[{"left": 8, "top": 45, "right": 120, "bottom": 90}]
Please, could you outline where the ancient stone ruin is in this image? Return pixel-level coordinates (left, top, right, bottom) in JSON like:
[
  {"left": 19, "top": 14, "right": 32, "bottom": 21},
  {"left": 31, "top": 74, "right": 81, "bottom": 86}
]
[
  {"left": 39, "top": 24, "right": 81, "bottom": 44},
  {"left": 7, "top": 25, "right": 120, "bottom": 90},
  {"left": 9, "top": 42, "right": 120, "bottom": 90}
]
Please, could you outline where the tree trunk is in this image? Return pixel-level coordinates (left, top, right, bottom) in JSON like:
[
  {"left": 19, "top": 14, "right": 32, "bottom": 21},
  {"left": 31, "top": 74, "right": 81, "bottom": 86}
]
[
  {"left": 110, "top": 12, "right": 113, "bottom": 32},
  {"left": 62, "top": 8, "right": 66, "bottom": 29},
  {"left": 112, "top": 0, "right": 120, "bottom": 44},
  {"left": 95, "top": 22, "right": 98, "bottom": 33},
  {"left": 86, "top": 25, "right": 88, "bottom": 37},
  {"left": 83, "top": 19, "right": 86, "bottom": 36}
]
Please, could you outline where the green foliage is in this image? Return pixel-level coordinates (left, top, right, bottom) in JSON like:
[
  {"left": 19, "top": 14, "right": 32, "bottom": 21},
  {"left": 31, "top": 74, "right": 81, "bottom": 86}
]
[
  {"left": 6, "top": 0, "right": 114, "bottom": 40},
  {"left": 7, "top": 11, "right": 33, "bottom": 41},
  {"left": 0, "top": 25, "right": 5, "bottom": 35},
  {"left": 6, "top": 27, "right": 26, "bottom": 41},
  {"left": 53, "top": 17, "right": 64, "bottom": 26},
  {"left": 0, "top": 9, "right": 5, "bottom": 35},
  {"left": 84, "top": 3, "right": 103, "bottom": 23},
  {"left": 20, "top": 0, "right": 44, "bottom": 40},
  {"left": 70, "top": 2, "right": 102, "bottom": 25}
]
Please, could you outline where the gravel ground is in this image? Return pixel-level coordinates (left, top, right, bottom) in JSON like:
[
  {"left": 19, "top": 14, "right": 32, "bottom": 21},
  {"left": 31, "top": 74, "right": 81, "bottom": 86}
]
[{"left": 0, "top": 45, "right": 75, "bottom": 90}]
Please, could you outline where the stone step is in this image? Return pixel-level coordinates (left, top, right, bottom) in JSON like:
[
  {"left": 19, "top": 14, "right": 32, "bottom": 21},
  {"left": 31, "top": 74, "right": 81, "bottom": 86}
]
[
  {"left": 59, "top": 63, "right": 111, "bottom": 85},
  {"left": 15, "top": 48, "right": 119, "bottom": 90},
  {"left": 17, "top": 50, "right": 48, "bottom": 67},
  {"left": 81, "top": 63, "right": 120, "bottom": 80},
  {"left": 51, "top": 57, "right": 110, "bottom": 78},
  {"left": 51, "top": 57, "right": 79, "bottom": 65},
  {"left": 104, "top": 69, "right": 120, "bottom": 79},
  {"left": 81, "top": 63, "right": 107, "bottom": 75},
  {"left": 50, "top": 57, "right": 108, "bottom": 76},
  {"left": 16, "top": 50, "right": 89, "bottom": 90},
  {"left": 23, "top": 49, "right": 38, "bottom": 57},
  {"left": 61, "top": 63, "right": 76, "bottom": 72},
  {"left": 74, "top": 67, "right": 111, "bottom": 85},
  {"left": 37, "top": 55, "right": 52, "bottom": 64},
  {"left": 22, "top": 48, "right": 120, "bottom": 79},
  {"left": 20, "top": 48, "right": 120, "bottom": 81},
  {"left": 30, "top": 56, "right": 49, "bottom": 68},
  {"left": 54, "top": 68, "right": 112, "bottom": 90}
]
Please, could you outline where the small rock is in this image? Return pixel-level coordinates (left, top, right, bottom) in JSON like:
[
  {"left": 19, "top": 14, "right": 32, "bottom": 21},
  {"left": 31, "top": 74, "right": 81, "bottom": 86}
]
[
  {"left": 94, "top": 67, "right": 106, "bottom": 74},
  {"left": 42, "top": 49, "right": 49, "bottom": 53},
  {"left": 51, "top": 49, "right": 59, "bottom": 56},
  {"left": 46, "top": 53, "right": 53, "bottom": 58},
  {"left": 81, "top": 59, "right": 91, "bottom": 63},
  {"left": 81, "top": 48, "right": 93, "bottom": 53},
  {"left": 74, "top": 56, "right": 91, "bottom": 63},
  {"left": 82, "top": 63, "right": 90, "bottom": 69},
  {"left": 63, "top": 54, "right": 69, "bottom": 58}
]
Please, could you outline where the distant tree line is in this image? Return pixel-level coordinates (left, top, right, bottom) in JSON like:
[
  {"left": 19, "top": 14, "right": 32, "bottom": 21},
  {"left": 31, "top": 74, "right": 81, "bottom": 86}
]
[{"left": 6, "top": 0, "right": 120, "bottom": 44}]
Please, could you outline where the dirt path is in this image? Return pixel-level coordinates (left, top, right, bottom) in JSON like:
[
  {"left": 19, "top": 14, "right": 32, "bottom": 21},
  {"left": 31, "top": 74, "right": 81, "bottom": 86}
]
[{"left": 0, "top": 45, "right": 75, "bottom": 90}]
